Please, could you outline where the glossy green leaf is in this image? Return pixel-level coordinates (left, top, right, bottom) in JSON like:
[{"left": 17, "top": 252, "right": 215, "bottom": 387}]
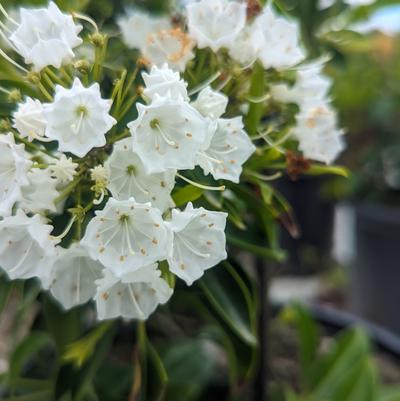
[
  {"left": 199, "top": 262, "right": 257, "bottom": 346},
  {"left": 172, "top": 185, "right": 203, "bottom": 207}
]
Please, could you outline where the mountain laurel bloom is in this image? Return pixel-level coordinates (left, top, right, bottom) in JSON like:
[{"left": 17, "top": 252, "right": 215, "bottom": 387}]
[
  {"left": 191, "top": 86, "right": 228, "bottom": 119},
  {"left": 0, "top": 211, "right": 58, "bottom": 284},
  {"left": 0, "top": 133, "right": 32, "bottom": 217},
  {"left": 50, "top": 243, "right": 104, "bottom": 310},
  {"left": 187, "top": 0, "right": 247, "bottom": 52},
  {"left": 9, "top": 2, "right": 82, "bottom": 71},
  {"left": 128, "top": 95, "right": 208, "bottom": 173},
  {"left": 105, "top": 139, "right": 176, "bottom": 212},
  {"left": 13, "top": 98, "right": 47, "bottom": 142},
  {"left": 167, "top": 203, "right": 227, "bottom": 286},
  {"left": 95, "top": 266, "right": 173, "bottom": 321},
  {"left": 44, "top": 78, "right": 116, "bottom": 157},
  {"left": 81, "top": 198, "right": 172, "bottom": 276}
]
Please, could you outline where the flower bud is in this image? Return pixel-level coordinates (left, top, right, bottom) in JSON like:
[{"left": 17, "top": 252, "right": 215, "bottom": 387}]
[
  {"left": 74, "top": 59, "right": 91, "bottom": 74},
  {"left": 89, "top": 32, "right": 107, "bottom": 48},
  {"left": 8, "top": 89, "right": 22, "bottom": 103},
  {"left": 0, "top": 119, "right": 11, "bottom": 132}
]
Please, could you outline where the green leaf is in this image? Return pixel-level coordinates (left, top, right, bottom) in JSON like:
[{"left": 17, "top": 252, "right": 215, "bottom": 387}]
[
  {"left": 0, "top": 273, "right": 14, "bottom": 316},
  {"left": 0, "top": 390, "right": 53, "bottom": 401},
  {"left": 62, "top": 322, "right": 113, "bottom": 368},
  {"left": 227, "top": 234, "right": 286, "bottom": 262},
  {"left": 378, "top": 387, "right": 400, "bottom": 401},
  {"left": 172, "top": 185, "right": 203, "bottom": 207},
  {"left": 199, "top": 262, "right": 257, "bottom": 346},
  {"left": 306, "top": 165, "right": 350, "bottom": 178},
  {"left": 8, "top": 332, "right": 53, "bottom": 388},
  {"left": 164, "top": 338, "right": 219, "bottom": 401}
]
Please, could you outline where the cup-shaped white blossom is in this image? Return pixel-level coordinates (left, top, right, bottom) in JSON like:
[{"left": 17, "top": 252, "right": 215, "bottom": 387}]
[
  {"left": 167, "top": 203, "right": 227, "bottom": 285},
  {"left": 197, "top": 117, "right": 256, "bottom": 183},
  {"left": 191, "top": 86, "right": 228, "bottom": 119},
  {"left": 271, "top": 63, "right": 332, "bottom": 109},
  {"left": 142, "top": 64, "right": 189, "bottom": 101},
  {"left": 186, "top": 0, "right": 247, "bottom": 52},
  {"left": 9, "top": 2, "right": 82, "bottom": 71},
  {"left": 118, "top": 11, "right": 171, "bottom": 52},
  {"left": 95, "top": 265, "right": 173, "bottom": 320},
  {"left": 49, "top": 243, "right": 104, "bottom": 310},
  {"left": 0, "top": 133, "right": 32, "bottom": 217},
  {"left": 128, "top": 95, "right": 208, "bottom": 174},
  {"left": 13, "top": 98, "right": 47, "bottom": 141},
  {"left": 254, "top": 6, "right": 305, "bottom": 70},
  {"left": 105, "top": 139, "right": 176, "bottom": 212},
  {"left": 44, "top": 78, "right": 117, "bottom": 157},
  {"left": 228, "top": 24, "right": 261, "bottom": 66},
  {"left": 81, "top": 198, "right": 172, "bottom": 276},
  {"left": 19, "top": 168, "right": 59, "bottom": 214},
  {"left": 143, "top": 28, "right": 195, "bottom": 72},
  {"left": 292, "top": 105, "right": 345, "bottom": 164},
  {"left": 0, "top": 211, "right": 58, "bottom": 284}
]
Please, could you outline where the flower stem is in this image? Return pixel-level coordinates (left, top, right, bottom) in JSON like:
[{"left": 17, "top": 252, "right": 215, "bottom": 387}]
[{"left": 55, "top": 177, "right": 83, "bottom": 204}]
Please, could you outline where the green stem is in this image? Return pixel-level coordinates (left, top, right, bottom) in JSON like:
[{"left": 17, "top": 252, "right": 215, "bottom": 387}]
[
  {"left": 37, "top": 82, "right": 53, "bottom": 101},
  {"left": 55, "top": 177, "right": 83, "bottom": 204}
]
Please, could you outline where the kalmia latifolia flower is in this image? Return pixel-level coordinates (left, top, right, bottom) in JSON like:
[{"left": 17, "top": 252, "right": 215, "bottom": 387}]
[
  {"left": 0, "top": 0, "right": 345, "bottom": 322},
  {"left": 9, "top": 2, "right": 82, "bottom": 71},
  {"left": 44, "top": 78, "right": 116, "bottom": 157}
]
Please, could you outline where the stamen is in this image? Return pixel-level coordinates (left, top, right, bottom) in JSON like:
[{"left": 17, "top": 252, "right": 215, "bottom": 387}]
[
  {"left": 93, "top": 189, "right": 106, "bottom": 205},
  {"left": 247, "top": 93, "right": 271, "bottom": 104},
  {"left": 72, "top": 12, "right": 99, "bottom": 32},
  {"left": 176, "top": 233, "right": 211, "bottom": 258},
  {"left": 51, "top": 216, "right": 77, "bottom": 241},
  {"left": 198, "top": 152, "right": 223, "bottom": 164},
  {"left": 71, "top": 111, "right": 85, "bottom": 135},
  {"left": 0, "top": 48, "right": 28, "bottom": 73},
  {"left": 213, "top": 146, "right": 238, "bottom": 155},
  {"left": 177, "top": 173, "right": 225, "bottom": 191},
  {"left": 155, "top": 124, "right": 177, "bottom": 147},
  {"left": 130, "top": 174, "right": 150, "bottom": 195},
  {"left": 188, "top": 71, "right": 222, "bottom": 96},
  {"left": 9, "top": 240, "right": 34, "bottom": 274},
  {"left": 124, "top": 220, "right": 136, "bottom": 255},
  {"left": 215, "top": 74, "right": 232, "bottom": 92},
  {"left": 0, "top": 4, "right": 19, "bottom": 25}
]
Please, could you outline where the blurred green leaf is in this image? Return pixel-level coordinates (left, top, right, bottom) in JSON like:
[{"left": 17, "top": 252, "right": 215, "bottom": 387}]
[{"left": 199, "top": 262, "right": 257, "bottom": 346}]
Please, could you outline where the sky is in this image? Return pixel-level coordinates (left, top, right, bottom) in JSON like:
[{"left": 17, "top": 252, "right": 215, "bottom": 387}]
[{"left": 352, "top": 5, "right": 400, "bottom": 35}]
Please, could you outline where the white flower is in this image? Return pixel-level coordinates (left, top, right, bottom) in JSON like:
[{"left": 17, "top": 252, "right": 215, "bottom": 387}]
[
  {"left": 0, "top": 211, "right": 58, "bottom": 285},
  {"left": 186, "top": 0, "right": 247, "bottom": 52},
  {"left": 81, "top": 198, "right": 172, "bottom": 276},
  {"left": 20, "top": 168, "right": 59, "bottom": 214},
  {"left": 228, "top": 24, "right": 262, "bottom": 66},
  {"left": 50, "top": 154, "right": 78, "bottom": 183},
  {"left": 9, "top": 2, "right": 82, "bottom": 71},
  {"left": 167, "top": 203, "right": 227, "bottom": 286},
  {"left": 254, "top": 6, "right": 305, "bottom": 70},
  {"left": 0, "top": 133, "right": 32, "bottom": 217},
  {"left": 13, "top": 98, "right": 47, "bottom": 141},
  {"left": 271, "top": 63, "right": 332, "bottom": 109},
  {"left": 191, "top": 86, "right": 228, "bottom": 119},
  {"left": 197, "top": 117, "right": 256, "bottom": 183},
  {"left": 128, "top": 95, "right": 208, "bottom": 174},
  {"left": 95, "top": 265, "right": 173, "bottom": 321},
  {"left": 105, "top": 139, "right": 175, "bottom": 212},
  {"left": 143, "top": 28, "right": 195, "bottom": 72},
  {"left": 118, "top": 11, "right": 171, "bottom": 52},
  {"left": 142, "top": 64, "right": 189, "bottom": 101},
  {"left": 44, "top": 78, "right": 116, "bottom": 157},
  {"left": 292, "top": 105, "right": 345, "bottom": 164},
  {"left": 49, "top": 243, "right": 104, "bottom": 310}
]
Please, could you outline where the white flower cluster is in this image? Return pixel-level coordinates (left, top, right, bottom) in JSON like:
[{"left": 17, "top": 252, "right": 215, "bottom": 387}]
[
  {"left": 271, "top": 62, "right": 345, "bottom": 164},
  {"left": 0, "top": 2, "right": 258, "bottom": 320},
  {"left": 118, "top": 0, "right": 343, "bottom": 164},
  {"left": 119, "top": 0, "right": 305, "bottom": 71}
]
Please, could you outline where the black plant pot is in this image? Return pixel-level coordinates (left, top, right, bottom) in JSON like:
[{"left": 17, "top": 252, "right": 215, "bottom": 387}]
[
  {"left": 275, "top": 176, "right": 335, "bottom": 275},
  {"left": 351, "top": 202, "right": 400, "bottom": 334}
]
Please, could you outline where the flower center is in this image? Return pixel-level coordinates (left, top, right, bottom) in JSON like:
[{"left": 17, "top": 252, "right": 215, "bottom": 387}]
[
  {"left": 150, "top": 118, "right": 160, "bottom": 130},
  {"left": 75, "top": 105, "right": 89, "bottom": 117},
  {"left": 119, "top": 214, "right": 130, "bottom": 223},
  {"left": 126, "top": 165, "right": 136, "bottom": 176}
]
